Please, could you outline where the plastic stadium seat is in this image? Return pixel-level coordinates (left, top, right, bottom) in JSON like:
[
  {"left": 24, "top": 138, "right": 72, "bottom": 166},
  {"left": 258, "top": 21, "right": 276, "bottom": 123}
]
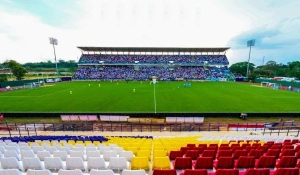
[
  {"left": 27, "top": 169, "right": 52, "bottom": 175},
  {"left": 214, "top": 157, "right": 234, "bottom": 169},
  {"left": 219, "top": 146, "right": 231, "bottom": 151},
  {"left": 90, "top": 169, "right": 114, "bottom": 175},
  {"left": 280, "top": 149, "right": 296, "bottom": 158},
  {"left": 58, "top": 169, "right": 83, "bottom": 175},
  {"left": 131, "top": 157, "right": 149, "bottom": 170},
  {"left": 217, "top": 150, "right": 232, "bottom": 159},
  {"left": 248, "top": 149, "right": 264, "bottom": 159},
  {"left": 173, "top": 157, "right": 193, "bottom": 169},
  {"left": 244, "top": 168, "right": 270, "bottom": 175},
  {"left": 185, "top": 150, "right": 200, "bottom": 160},
  {"left": 4, "top": 150, "right": 20, "bottom": 161},
  {"left": 22, "top": 157, "right": 44, "bottom": 171},
  {"left": 265, "top": 149, "right": 280, "bottom": 159},
  {"left": 0, "top": 146, "right": 5, "bottom": 154},
  {"left": 232, "top": 146, "right": 243, "bottom": 153},
  {"left": 121, "top": 169, "right": 147, "bottom": 175},
  {"left": 235, "top": 156, "right": 255, "bottom": 169},
  {"left": 59, "top": 147, "right": 71, "bottom": 154},
  {"left": 169, "top": 151, "right": 183, "bottom": 160},
  {"left": 153, "top": 157, "right": 171, "bottom": 170},
  {"left": 44, "top": 157, "right": 65, "bottom": 171},
  {"left": 136, "top": 150, "right": 151, "bottom": 160},
  {"left": 66, "top": 157, "right": 85, "bottom": 171},
  {"left": 32, "top": 146, "right": 45, "bottom": 154},
  {"left": 20, "top": 146, "right": 31, "bottom": 151},
  {"left": 193, "top": 157, "right": 213, "bottom": 169},
  {"left": 255, "top": 156, "right": 276, "bottom": 168},
  {"left": 154, "top": 150, "right": 167, "bottom": 158},
  {"left": 152, "top": 169, "right": 177, "bottom": 175},
  {"left": 214, "top": 169, "right": 239, "bottom": 175},
  {"left": 0, "top": 169, "right": 22, "bottom": 175},
  {"left": 273, "top": 168, "right": 299, "bottom": 175},
  {"left": 282, "top": 145, "right": 294, "bottom": 150},
  {"left": 70, "top": 150, "right": 85, "bottom": 160},
  {"left": 20, "top": 150, "right": 35, "bottom": 158},
  {"left": 276, "top": 156, "right": 297, "bottom": 168},
  {"left": 53, "top": 151, "right": 68, "bottom": 161},
  {"left": 87, "top": 157, "right": 107, "bottom": 170},
  {"left": 37, "top": 151, "right": 52, "bottom": 161},
  {"left": 6, "top": 146, "right": 19, "bottom": 153},
  {"left": 103, "top": 150, "right": 118, "bottom": 161},
  {"left": 86, "top": 150, "right": 101, "bottom": 159},
  {"left": 187, "top": 144, "right": 196, "bottom": 148},
  {"left": 200, "top": 150, "right": 216, "bottom": 159},
  {"left": 193, "top": 147, "right": 205, "bottom": 154},
  {"left": 180, "top": 147, "right": 192, "bottom": 154},
  {"left": 180, "top": 169, "right": 208, "bottom": 175},
  {"left": 108, "top": 157, "right": 129, "bottom": 171},
  {"left": 198, "top": 144, "right": 207, "bottom": 149},
  {"left": 119, "top": 151, "right": 134, "bottom": 162}
]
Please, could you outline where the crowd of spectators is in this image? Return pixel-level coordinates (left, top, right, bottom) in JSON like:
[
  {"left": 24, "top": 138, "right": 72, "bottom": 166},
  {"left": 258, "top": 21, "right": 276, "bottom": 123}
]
[
  {"left": 72, "top": 66, "right": 230, "bottom": 80},
  {"left": 78, "top": 54, "right": 229, "bottom": 65}
]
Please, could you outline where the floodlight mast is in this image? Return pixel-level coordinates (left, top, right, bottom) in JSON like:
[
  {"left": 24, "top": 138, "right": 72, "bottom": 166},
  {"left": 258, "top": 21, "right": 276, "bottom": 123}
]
[
  {"left": 246, "top": 39, "right": 255, "bottom": 79},
  {"left": 49, "top": 37, "right": 59, "bottom": 78}
]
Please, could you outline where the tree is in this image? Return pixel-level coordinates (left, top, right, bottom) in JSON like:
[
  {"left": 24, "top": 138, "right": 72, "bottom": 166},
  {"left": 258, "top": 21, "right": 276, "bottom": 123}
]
[
  {"left": 3, "top": 60, "right": 27, "bottom": 80},
  {"left": 0, "top": 74, "right": 7, "bottom": 82},
  {"left": 264, "top": 60, "right": 278, "bottom": 77},
  {"left": 229, "top": 61, "right": 255, "bottom": 77}
]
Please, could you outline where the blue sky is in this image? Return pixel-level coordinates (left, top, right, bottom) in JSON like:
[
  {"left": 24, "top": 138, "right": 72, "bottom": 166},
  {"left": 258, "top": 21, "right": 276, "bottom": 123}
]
[{"left": 0, "top": 0, "right": 300, "bottom": 66}]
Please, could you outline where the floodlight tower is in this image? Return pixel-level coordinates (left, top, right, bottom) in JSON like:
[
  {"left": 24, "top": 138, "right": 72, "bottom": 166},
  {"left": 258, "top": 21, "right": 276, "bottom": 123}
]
[
  {"left": 49, "top": 37, "right": 59, "bottom": 78},
  {"left": 246, "top": 39, "right": 255, "bottom": 78}
]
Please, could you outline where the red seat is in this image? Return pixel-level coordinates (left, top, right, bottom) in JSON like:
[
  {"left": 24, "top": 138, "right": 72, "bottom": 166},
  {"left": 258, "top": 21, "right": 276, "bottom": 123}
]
[
  {"left": 276, "top": 156, "right": 297, "bottom": 168},
  {"left": 232, "top": 146, "right": 243, "bottom": 153},
  {"left": 209, "top": 144, "right": 218, "bottom": 148},
  {"left": 217, "top": 150, "right": 232, "bottom": 159},
  {"left": 255, "top": 156, "right": 276, "bottom": 168},
  {"left": 248, "top": 149, "right": 264, "bottom": 159},
  {"left": 198, "top": 144, "right": 207, "bottom": 149},
  {"left": 187, "top": 144, "right": 196, "bottom": 148},
  {"left": 282, "top": 145, "right": 294, "bottom": 150},
  {"left": 214, "top": 157, "right": 234, "bottom": 169},
  {"left": 256, "top": 145, "right": 268, "bottom": 153},
  {"left": 235, "top": 156, "right": 255, "bottom": 169},
  {"left": 265, "top": 149, "right": 280, "bottom": 159},
  {"left": 297, "top": 160, "right": 300, "bottom": 168},
  {"left": 173, "top": 157, "right": 192, "bottom": 170},
  {"left": 251, "top": 143, "right": 261, "bottom": 148},
  {"left": 245, "top": 146, "right": 257, "bottom": 153},
  {"left": 230, "top": 144, "right": 240, "bottom": 148},
  {"left": 291, "top": 139, "right": 299, "bottom": 144},
  {"left": 219, "top": 146, "right": 231, "bottom": 151},
  {"left": 295, "top": 145, "right": 300, "bottom": 152},
  {"left": 181, "top": 147, "right": 193, "bottom": 154},
  {"left": 185, "top": 150, "right": 200, "bottom": 160},
  {"left": 193, "top": 147, "right": 205, "bottom": 154},
  {"left": 280, "top": 149, "right": 296, "bottom": 158},
  {"left": 241, "top": 144, "right": 251, "bottom": 149},
  {"left": 206, "top": 146, "right": 218, "bottom": 152},
  {"left": 220, "top": 144, "right": 229, "bottom": 147},
  {"left": 214, "top": 169, "right": 239, "bottom": 175},
  {"left": 181, "top": 169, "right": 208, "bottom": 175},
  {"left": 271, "top": 145, "right": 282, "bottom": 150},
  {"left": 153, "top": 169, "right": 177, "bottom": 175},
  {"left": 169, "top": 150, "right": 183, "bottom": 160},
  {"left": 233, "top": 150, "right": 248, "bottom": 159},
  {"left": 273, "top": 168, "right": 299, "bottom": 175},
  {"left": 244, "top": 168, "right": 270, "bottom": 175},
  {"left": 193, "top": 157, "right": 213, "bottom": 169},
  {"left": 201, "top": 150, "right": 216, "bottom": 159}
]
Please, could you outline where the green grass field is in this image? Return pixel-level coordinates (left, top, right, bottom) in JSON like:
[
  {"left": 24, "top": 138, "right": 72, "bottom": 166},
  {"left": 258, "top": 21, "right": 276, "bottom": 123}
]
[{"left": 0, "top": 81, "right": 300, "bottom": 113}]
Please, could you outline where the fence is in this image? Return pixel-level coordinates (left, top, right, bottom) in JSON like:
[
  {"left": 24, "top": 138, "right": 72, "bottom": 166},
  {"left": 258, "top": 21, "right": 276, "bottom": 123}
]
[{"left": 1, "top": 121, "right": 299, "bottom": 137}]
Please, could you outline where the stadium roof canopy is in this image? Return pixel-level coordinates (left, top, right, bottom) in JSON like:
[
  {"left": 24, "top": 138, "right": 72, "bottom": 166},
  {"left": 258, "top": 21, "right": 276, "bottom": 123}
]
[{"left": 77, "top": 47, "right": 230, "bottom": 53}]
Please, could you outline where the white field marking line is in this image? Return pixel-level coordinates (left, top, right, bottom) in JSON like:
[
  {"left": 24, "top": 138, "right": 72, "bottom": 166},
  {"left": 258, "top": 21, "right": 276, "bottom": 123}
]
[{"left": 38, "top": 85, "right": 87, "bottom": 97}]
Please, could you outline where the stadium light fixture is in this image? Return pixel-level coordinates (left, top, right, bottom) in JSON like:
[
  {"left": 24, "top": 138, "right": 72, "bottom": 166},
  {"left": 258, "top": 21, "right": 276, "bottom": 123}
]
[
  {"left": 49, "top": 37, "right": 59, "bottom": 78},
  {"left": 246, "top": 39, "right": 255, "bottom": 79}
]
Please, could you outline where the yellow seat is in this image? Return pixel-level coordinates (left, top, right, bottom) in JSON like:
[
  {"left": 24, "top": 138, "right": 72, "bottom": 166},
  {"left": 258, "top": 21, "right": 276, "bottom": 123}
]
[
  {"left": 137, "top": 150, "right": 151, "bottom": 160},
  {"left": 131, "top": 157, "right": 149, "bottom": 170},
  {"left": 127, "top": 147, "right": 138, "bottom": 155},
  {"left": 153, "top": 150, "right": 167, "bottom": 158},
  {"left": 152, "top": 157, "right": 171, "bottom": 170}
]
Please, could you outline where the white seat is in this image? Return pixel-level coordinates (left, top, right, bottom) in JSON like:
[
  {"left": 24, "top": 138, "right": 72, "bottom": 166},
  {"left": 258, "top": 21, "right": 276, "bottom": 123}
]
[
  {"left": 108, "top": 157, "right": 129, "bottom": 170},
  {"left": 4, "top": 140, "right": 12, "bottom": 144},
  {"left": 32, "top": 146, "right": 45, "bottom": 154},
  {"left": 97, "top": 144, "right": 107, "bottom": 149},
  {"left": 20, "top": 146, "right": 31, "bottom": 151},
  {"left": 36, "top": 151, "right": 51, "bottom": 161},
  {"left": 103, "top": 150, "right": 117, "bottom": 161},
  {"left": 8, "top": 143, "right": 19, "bottom": 149},
  {"left": 22, "top": 157, "right": 44, "bottom": 171},
  {"left": 113, "top": 147, "right": 124, "bottom": 154},
  {"left": 18, "top": 142, "right": 29, "bottom": 147},
  {"left": 21, "top": 150, "right": 35, "bottom": 158},
  {"left": 66, "top": 157, "right": 85, "bottom": 171},
  {"left": 52, "top": 143, "right": 62, "bottom": 149},
  {"left": 5, "top": 146, "right": 19, "bottom": 154},
  {"left": 41, "top": 143, "right": 51, "bottom": 149},
  {"left": 119, "top": 151, "right": 134, "bottom": 162},
  {"left": 0, "top": 152, "right": 3, "bottom": 158},
  {"left": 72, "top": 147, "right": 84, "bottom": 152},
  {"left": 90, "top": 169, "right": 114, "bottom": 175},
  {"left": 45, "top": 147, "right": 57, "bottom": 154},
  {"left": 0, "top": 146, "right": 5, "bottom": 153},
  {"left": 108, "top": 144, "right": 118, "bottom": 149},
  {"left": 44, "top": 157, "right": 65, "bottom": 171},
  {"left": 27, "top": 169, "right": 52, "bottom": 175},
  {"left": 59, "top": 147, "right": 70, "bottom": 154},
  {"left": 4, "top": 150, "right": 21, "bottom": 161},
  {"left": 86, "top": 147, "right": 97, "bottom": 152},
  {"left": 99, "top": 147, "right": 110, "bottom": 154},
  {"left": 86, "top": 143, "right": 96, "bottom": 148},
  {"left": 62, "top": 144, "right": 73, "bottom": 150},
  {"left": 30, "top": 143, "right": 40, "bottom": 149},
  {"left": 0, "top": 157, "right": 23, "bottom": 170},
  {"left": 86, "top": 151, "right": 101, "bottom": 159},
  {"left": 53, "top": 151, "right": 68, "bottom": 161},
  {"left": 74, "top": 144, "right": 84, "bottom": 149},
  {"left": 70, "top": 151, "right": 85, "bottom": 160},
  {"left": 121, "top": 170, "right": 147, "bottom": 175},
  {"left": 0, "top": 143, "right": 7, "bottom": 147},
  {"left": 87, "top": 157, "right": 107, "bottom": 170},
  {"left": 0, "top": 169, "right": 22, "bottom": 175},
  {"left": 58, "top": 169, "right": 83, "bottom": 175}
]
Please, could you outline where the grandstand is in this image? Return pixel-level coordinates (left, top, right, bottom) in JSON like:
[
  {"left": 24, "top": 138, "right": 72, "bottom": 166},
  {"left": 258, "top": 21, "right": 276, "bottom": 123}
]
[{"left": 73, "top": 47, "right": 233, "bottom": 81}]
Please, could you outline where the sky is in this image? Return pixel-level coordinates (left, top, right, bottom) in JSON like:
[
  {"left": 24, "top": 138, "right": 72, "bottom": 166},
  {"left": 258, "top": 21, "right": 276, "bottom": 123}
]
[{"left": 0, "top": 0, "right": 300, "bottom": 66}]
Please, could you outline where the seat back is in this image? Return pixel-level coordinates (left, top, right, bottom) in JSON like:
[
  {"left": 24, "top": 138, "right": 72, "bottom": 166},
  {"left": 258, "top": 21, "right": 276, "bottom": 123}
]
[
  {"left": 173, "top": 157, "right": 192, "bottom": 169},
  {"left": 53, "top": 151, "right": 68, "bottom": 161},
  {"left": 44, "top": 157, "right": 64, "bottom": 170},
  {"left": 0, "top": 157, "right": 22, "bottom": 170},
  {"left": 20, "top": 150, "right": 35, "bottom": 158},
  {"left": 58, "top": 169, "right": 83, "bottom": 175},
  {"left": 27, "top": 169, "right": 52, "bottom": 175},
  {"left": 276, "top": 156, "right": 297, "bottom": 168},
  {"left": 119, "top": 151, "right": 134, "bottom": 162},
  {"left": 233, "top": 150, "right": 247, "bottom": 159},
  {"left": 183, "top": 169, "right": 208, "bottom": 175},
  {"left": 37, "top": 151, "right": 51, "bottom": 161},
  {"left": 121, "top": 170, "right": 146, "bottom": 175},
  {"left": 86, "top": 150, "right": 101, "bottom": 159},
  {"left": 153, "top": 157, "right": 171, "bottom": 170},
  {"left": 248, "top": 149, "right": 264, "bottom": 159},
  {"left": 256, "top": 156, "right": 276, "bottom": 168},
  {"left": 22, "top": 157, "right": 43, "bottom": 171},
  {"left": 169, "top": 151, "right": 183, "bottom": 160},
  {"left": 90, "top": 169, "right": 114, "bottom": 175},
  {"left": 131, "top": 157, "right": 149, "bottom": 170},
  {"left": 215, "top": 157, "right": 234, "bottom": 169},
  {"left": 0, "top": 169, "right": 22, "bottom": 175},
  {"left": 87, "top": 157, "right": 106, "bottom": 170},
  {"left": 32, "top": 146, "right": 45, "bottom": 154},
  {"left": 66, "top": 157, "right": 85, "bottom": 170},
  {"left": 265, "top": 149, "right": 280, "bottom": 159},
  {"left": 273, "top": 168, "right": 299, "bottom": 175},
  {"left": 215, "top": 169, "right": 239, "bottom": 175},
  {"left": 103, "top": 150, "right": 118, "bottom": 161},
  {"left": 201, "top": 150, "right": 216, "bottom": 159},
  {"left": 108, "top": 157, "right": 128, "bottom": 170},
  {"left": 152, "top": 169, "right": 176, "bottom": 175},
  {"left": 4, "top": 150, "right": 20, "bottom": 160},
  {"left": 217, "top": 150, "right": 232, "bottom": 159},
  {"left": 185, "top": 150, "right": 199, "bottom": 160},
  {"left": 244, "top": 169, "right": 270, "bottom": 175},
  {"left": 235, "top": 156, "right": 255, "bottom": 168},
  {"left": 194, "top": 157, "right": 213, "bottom": 169},
  {"left": 280, "top": 149, "right": 296, "bottom": 158}
]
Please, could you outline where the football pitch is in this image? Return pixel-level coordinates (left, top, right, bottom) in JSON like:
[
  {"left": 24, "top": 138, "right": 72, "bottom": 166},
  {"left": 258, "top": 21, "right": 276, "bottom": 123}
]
[{"left": 0, "top": 81, "right": 299, "bottom": 113}]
